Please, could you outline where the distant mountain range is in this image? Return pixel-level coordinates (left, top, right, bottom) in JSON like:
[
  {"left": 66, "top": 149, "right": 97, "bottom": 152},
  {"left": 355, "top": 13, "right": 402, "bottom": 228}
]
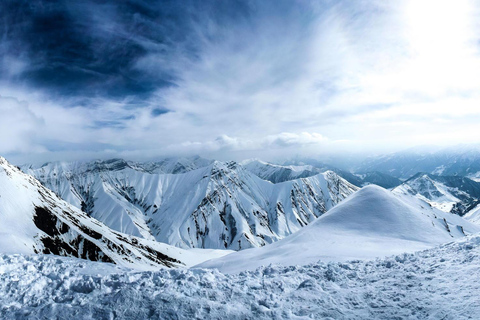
[
  {"left": 355, "top": 145, "right": 480, "bottom": 180},
  {"left": 1, "top": 152, "right": 478, "bottom": 276},
  {"left": 244, "top": 159, "right": 402, "bottom": 188}
]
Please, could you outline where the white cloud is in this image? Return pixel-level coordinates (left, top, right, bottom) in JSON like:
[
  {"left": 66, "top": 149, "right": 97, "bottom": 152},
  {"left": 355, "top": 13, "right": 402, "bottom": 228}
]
[{"left": 0, "top": 96, "right": 45, "bottom": 154}]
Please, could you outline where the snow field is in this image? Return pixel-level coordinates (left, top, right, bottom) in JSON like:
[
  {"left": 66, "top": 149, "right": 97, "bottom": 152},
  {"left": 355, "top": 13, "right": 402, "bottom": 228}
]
[{"left": 1, "top": 234, "right": 480, "bottom": 319}]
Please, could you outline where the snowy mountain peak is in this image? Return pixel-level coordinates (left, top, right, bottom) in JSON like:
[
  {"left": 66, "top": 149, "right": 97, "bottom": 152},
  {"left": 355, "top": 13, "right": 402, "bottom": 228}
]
[{"left": 0, "top": 156, "right": 192, "bottom": 270}]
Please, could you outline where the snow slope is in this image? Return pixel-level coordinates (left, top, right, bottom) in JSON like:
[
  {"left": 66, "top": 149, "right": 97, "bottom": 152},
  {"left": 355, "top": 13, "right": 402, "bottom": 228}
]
[
  {"left": 198, "top": 185, "right": 480, "bottom": 273},
  {"left": 392, "top": 173, "right": 480, "bottom": 216},
  {"left": 464, "top": 205, "right": 480, "bottom": 224},
  {"left": 1, "top": 234, "right": 480, "bottom": 319},
  {"left": 22, "top": 160, "right": 358, "bottom": 250},
  {"left": 0, "top": 156, "right": 231, "bottom": 270}
]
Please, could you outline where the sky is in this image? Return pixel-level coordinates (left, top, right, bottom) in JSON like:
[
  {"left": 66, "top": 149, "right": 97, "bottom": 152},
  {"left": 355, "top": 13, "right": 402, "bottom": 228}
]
[{"left": 1, "top": 0, "right": 480, "bottom": 164}]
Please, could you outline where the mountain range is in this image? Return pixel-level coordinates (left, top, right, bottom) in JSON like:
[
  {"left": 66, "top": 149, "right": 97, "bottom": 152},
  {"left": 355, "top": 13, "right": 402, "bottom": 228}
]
[{"left": 21, "top": 158, "right": 358, "bottom": 250}]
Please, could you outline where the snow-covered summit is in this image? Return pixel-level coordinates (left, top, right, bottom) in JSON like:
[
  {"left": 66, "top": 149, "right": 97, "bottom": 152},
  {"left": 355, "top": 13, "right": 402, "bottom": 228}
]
[
  {"left": 243, "top": 159, "right": 402, "bottom": 188},
  {"left": 198, "top": 185, "right": 480, "bottom": 273}
]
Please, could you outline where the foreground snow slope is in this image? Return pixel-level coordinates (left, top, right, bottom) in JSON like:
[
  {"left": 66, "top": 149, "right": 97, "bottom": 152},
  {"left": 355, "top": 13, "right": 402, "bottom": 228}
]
[
  {"left": 1, "top": 234, "right": 480, "bottom": 319},
  {"left": 0, "top": 157, "right": 231, "bottom": 270},
  {"left": 23, "top": 160, "right": 358, "bottom": 250},
  {"left": 199, "top": 185, "right": 480, "bottom": 273}
]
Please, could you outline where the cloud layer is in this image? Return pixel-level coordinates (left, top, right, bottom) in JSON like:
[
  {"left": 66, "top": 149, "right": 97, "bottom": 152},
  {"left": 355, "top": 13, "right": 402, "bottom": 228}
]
[{"left": 1, "top": 0, "right": 480, "bottom": 163}]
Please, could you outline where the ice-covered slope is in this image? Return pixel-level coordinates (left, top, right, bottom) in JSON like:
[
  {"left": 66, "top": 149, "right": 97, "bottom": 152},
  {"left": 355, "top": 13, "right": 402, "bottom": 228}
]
[
  {"left": 198, "top": 185, "right": 479, "bottom": 273},
  {"left": 392, "top": 173, "right": 480, "bottom": 216},
  {"left": 22, "top": 160, "right": 358, "bottom": 250},
  {"left": 0, "top": 156, "right": 232, "bottom": 270}
]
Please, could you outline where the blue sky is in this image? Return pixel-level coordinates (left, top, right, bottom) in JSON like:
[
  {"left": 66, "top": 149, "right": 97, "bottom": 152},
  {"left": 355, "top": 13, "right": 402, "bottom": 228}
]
[{"left": 1, "top": 0, "right": 480, "bottom": 163}]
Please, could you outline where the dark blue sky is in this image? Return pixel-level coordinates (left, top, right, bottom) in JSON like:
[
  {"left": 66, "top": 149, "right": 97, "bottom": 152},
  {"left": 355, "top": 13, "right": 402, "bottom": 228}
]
[{"left": 1, "top": 0, "right": 248, "bottom": 101}]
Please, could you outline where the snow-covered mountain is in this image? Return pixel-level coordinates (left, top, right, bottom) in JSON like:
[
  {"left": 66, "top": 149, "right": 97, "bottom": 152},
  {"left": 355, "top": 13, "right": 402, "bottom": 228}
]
[
  {"left": 244, "top": 159, "right": 401, "bottom": 188},
  {"left": 22, "top": 159, "right": 358, "bottom": 250},
  {"left": 0, "top": 156, "right": 233, "bottom": 270},
  {"left": 199, "top": 185, "right": 480, "bottom": 273},
  {"left": 392, "top": 173, "right": 480, "bottom": 216}
]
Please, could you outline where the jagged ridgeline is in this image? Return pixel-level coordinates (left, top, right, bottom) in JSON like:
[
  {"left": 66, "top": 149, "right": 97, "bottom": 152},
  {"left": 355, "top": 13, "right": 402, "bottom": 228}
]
[{"left": 22, "top": 158, "right": 359, "bottom": 250}]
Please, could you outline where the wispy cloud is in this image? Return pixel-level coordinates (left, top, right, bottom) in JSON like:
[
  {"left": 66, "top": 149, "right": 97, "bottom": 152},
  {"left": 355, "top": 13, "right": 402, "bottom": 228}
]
[{"left": 1, "top": 0, "right": 480, "bottom": 163}]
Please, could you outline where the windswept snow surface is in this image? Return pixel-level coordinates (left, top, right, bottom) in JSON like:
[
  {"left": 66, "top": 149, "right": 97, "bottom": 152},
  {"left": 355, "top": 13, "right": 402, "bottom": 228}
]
[
  {"left": 22, "top": 160, "right": 358, "bottom": 250},
  {"left": 1, "top": 235, "right": 480, "bottom": 319},
  {"left": 199, "top": 185, "right": 480, "bottom": 273}
]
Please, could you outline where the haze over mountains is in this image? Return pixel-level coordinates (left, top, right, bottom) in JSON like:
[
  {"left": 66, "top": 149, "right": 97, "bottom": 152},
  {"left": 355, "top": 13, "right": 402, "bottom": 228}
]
[{"left": 356, "top": 145, "right": 480, "bottom": 180}]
